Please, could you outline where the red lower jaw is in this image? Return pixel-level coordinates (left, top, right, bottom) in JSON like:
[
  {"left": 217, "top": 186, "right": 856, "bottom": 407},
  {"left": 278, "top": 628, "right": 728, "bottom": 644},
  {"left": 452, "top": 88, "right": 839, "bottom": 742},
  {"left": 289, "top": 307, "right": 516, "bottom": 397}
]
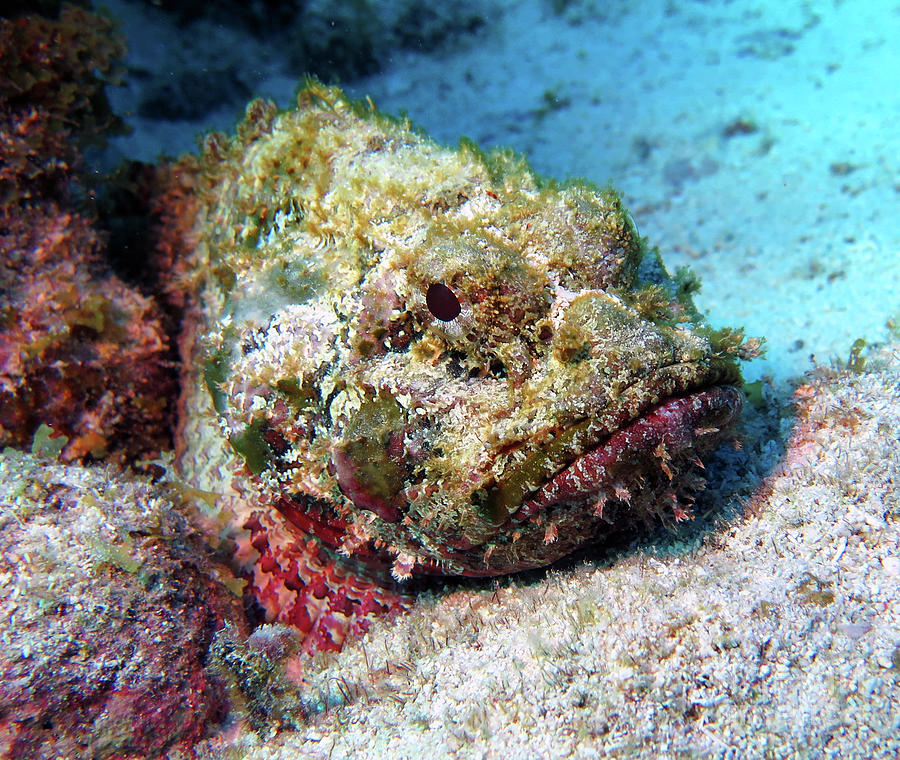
[{"left": 514, "top": 385, "right": 743, "bottom": 520}]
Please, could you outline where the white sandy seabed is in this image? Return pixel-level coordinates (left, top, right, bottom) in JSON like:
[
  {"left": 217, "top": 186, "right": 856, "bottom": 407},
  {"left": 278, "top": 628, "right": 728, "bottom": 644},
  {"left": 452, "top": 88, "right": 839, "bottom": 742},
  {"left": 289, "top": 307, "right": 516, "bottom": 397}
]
[{"left": 99, "top": 1, "right": 899, "bottom": 757}]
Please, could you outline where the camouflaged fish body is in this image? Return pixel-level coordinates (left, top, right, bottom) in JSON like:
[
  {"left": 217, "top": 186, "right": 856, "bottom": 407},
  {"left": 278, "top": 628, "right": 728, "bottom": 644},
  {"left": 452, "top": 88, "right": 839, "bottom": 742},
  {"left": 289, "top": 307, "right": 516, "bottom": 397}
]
[{"left": 169, "top": 84, "right": 749, "bottom": 650}]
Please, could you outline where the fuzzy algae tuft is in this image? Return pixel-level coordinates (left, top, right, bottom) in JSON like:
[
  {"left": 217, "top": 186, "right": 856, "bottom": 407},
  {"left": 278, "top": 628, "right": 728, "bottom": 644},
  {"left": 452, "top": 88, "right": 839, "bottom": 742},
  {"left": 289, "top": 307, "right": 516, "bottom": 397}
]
[{"left": 159, "top": 81, "right": 759, "bottom": 652}]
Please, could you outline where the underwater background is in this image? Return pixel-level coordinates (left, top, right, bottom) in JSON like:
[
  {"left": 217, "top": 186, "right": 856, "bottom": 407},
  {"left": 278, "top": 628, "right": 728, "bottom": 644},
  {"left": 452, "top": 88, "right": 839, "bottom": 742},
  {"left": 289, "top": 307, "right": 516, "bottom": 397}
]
[{"left": 1, "top": 1, "right": 899, "bottom": 758}]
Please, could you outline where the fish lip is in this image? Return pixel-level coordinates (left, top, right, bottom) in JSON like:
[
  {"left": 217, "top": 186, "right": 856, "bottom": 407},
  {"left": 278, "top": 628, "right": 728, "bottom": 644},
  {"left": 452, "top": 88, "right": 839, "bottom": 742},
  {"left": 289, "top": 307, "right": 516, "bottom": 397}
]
[
  {"left": 510, "top": 384, "right": 743, "bottom": 521},
  {"left": 416, "top": 383, "right": 743, "bottom": 578},
  {"left": 471, "top": 375, "right": 743, "bottom": 531}
]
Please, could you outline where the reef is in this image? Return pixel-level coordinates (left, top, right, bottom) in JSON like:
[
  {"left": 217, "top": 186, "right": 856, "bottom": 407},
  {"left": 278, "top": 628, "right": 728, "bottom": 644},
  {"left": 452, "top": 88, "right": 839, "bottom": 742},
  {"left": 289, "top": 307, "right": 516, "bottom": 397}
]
[
  {"left": 0, "top": 5, "right": 176, "bottom": 462},
  {"left": 159, "top": 82, "right": 759, "bottom": 654},
  {"left": 0, "top": 448, "right": 246, "bottom": 759}
]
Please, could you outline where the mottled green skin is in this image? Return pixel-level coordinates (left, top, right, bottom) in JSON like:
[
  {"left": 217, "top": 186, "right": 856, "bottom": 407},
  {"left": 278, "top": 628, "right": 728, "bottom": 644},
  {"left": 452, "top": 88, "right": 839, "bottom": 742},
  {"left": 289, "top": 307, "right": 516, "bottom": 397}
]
[{"left": 173, "top": 84, "right": 747, "bottom": 590}]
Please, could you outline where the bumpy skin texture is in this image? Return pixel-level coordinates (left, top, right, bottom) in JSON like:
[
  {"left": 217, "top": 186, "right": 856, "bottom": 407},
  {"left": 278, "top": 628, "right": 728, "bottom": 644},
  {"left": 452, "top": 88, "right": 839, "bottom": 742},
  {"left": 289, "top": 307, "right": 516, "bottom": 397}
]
[{"left": 164, "top": 84, "right": 752, "bottom": 650}]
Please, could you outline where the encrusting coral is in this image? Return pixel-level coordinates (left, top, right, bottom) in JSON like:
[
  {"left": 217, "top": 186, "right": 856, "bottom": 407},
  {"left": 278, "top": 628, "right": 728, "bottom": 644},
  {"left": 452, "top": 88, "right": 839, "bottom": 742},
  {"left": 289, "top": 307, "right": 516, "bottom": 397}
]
[
  {"left": 158, "top": 82, "right": 760, "bottom": 656},
  {"left": 0, "top": 5, "right": 176, "bottom": 462}
]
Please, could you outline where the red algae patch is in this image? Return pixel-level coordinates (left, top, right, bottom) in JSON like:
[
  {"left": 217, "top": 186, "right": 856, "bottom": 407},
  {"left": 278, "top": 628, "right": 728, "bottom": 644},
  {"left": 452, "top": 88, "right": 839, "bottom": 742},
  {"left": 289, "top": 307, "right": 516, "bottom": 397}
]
[{"left": 0, "top": 7, "right": 176, "bottom": 463}]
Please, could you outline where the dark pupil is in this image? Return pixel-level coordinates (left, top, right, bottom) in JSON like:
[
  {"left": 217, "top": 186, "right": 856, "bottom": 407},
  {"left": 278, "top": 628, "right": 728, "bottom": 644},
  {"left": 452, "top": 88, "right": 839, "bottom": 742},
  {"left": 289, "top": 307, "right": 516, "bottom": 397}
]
[{"left": 426, "top": 282, "right": 461, "bottom": 321}]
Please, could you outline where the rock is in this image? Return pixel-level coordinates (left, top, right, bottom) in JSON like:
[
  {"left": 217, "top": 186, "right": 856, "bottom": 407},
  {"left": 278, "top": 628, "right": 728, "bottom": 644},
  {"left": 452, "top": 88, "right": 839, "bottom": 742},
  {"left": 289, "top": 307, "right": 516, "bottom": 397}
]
[{"left": 0, "top": 450, "right": 246, "bottom": 759}]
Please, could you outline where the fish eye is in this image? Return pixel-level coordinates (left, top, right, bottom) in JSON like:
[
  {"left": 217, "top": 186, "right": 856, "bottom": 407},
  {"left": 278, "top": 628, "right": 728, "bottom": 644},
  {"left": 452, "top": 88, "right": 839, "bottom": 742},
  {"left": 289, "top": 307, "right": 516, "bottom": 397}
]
[{"left": 426, "top": 282, "right": 461, "bottom": 322}]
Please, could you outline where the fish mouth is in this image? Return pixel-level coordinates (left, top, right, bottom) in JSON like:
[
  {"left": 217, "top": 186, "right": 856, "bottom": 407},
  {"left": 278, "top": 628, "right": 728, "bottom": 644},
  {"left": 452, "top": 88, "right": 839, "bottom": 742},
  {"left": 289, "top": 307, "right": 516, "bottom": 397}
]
[
  {"left": 512, "top": 385, "right": 742, "bottom": 519},
  {"left": 449, "top": 383, "right": 743, "bottom": 575}
]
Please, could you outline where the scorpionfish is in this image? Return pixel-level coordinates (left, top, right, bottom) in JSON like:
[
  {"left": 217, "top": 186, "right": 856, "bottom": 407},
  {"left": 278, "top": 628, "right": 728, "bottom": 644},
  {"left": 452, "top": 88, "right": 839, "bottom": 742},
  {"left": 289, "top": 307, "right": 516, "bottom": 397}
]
[{"left": 160, "top": 83, "right": 755, "bottom": 653}]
